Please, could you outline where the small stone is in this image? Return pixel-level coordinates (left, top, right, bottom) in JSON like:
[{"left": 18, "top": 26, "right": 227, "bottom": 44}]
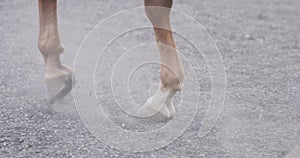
[{"left": 245, "top": 34, "right": 255, "bottom": 40}]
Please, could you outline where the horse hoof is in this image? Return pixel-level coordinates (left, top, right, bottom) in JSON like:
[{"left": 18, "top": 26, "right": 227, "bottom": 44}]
[
  {"left": 137, "top": 88, "right": 176, "bottom": 122},
  {"left": 45, "top": 65, "right": 74, "bottom": 104},
  {"left": 167, "top": 102, "right": 176, "bottom": 118},
  {"left": 138, "top": 97, "right": 171, "bottom": 120}
]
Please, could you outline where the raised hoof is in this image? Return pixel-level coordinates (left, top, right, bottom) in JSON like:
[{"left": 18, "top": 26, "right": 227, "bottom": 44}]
[{"left": 45, "top": 65, "right": 74, "bottom": 104}]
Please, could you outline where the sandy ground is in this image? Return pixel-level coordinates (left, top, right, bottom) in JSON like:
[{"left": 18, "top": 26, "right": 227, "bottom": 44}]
[{"left": 0, "top": 0, "right": 300, "bottom": 157}]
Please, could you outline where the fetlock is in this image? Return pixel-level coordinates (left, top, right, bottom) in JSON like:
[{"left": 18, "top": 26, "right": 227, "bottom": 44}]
[{"left": 160, "top": 68, "right": 184, "bottom": 92}]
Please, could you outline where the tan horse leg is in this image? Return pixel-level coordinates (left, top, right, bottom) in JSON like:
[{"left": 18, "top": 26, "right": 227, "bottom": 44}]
[
  {"left": 38, "top": 0, "right": 73, "bottom": 103},
  {"left": 138, "top": 0, "right": 185, "bottom": 120}
]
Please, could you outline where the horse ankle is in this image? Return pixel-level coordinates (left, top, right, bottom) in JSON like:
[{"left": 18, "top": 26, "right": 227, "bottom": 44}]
[
  {"left": 38, "top": 41, "right": 65, "bottom": 69},
  {"left": 160, "top": 69, "right": 184, "bottom": 92}
]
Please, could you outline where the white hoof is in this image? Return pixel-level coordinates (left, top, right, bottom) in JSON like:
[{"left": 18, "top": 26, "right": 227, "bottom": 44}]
[
  {"left": 167, "top": 102, "right": 176, "bottom": 118},
  {"left": 137, "top": 86, "right": 176, "bottom": 121},
  {"left": 138, "top": 97, "right": 171, "bottom": 118}
]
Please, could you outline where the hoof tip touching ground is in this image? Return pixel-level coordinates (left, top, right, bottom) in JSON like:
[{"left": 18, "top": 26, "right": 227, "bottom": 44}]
[
  {"left": 45, "top": 65, "right": 74, "bottom": 104},
  {"left": 138, "top": 95, "right": 176, "bottom": 122}
]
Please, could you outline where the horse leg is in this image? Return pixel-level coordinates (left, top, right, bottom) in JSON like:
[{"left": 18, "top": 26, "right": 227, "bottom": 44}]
[
  {"left": 139, "top": 0, "right": 185, "bottom": 120},
  {"left": 38, "top": 0, "right": 73, "bottom": 103}
]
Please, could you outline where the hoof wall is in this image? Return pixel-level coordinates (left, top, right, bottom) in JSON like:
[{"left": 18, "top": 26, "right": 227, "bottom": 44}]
[
  {"left": 138, "top": 95, "right": 176, "bottom": 122},
  {"left": 45, "top": 65, "right": 74, "bottom": 104}
]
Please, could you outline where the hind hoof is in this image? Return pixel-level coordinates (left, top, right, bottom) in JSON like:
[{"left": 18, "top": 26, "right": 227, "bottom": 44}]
[
  {"left": 138, "top": 97, "right": 171, "bottom": 120},
  {"left": 137, "top": 87, "right": 176, "bottom": 122},
  {"left": 167, "top": 102, "right": 176, "bottom": 118}
]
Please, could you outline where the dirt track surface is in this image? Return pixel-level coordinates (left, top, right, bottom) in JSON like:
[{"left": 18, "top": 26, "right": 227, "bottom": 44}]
[{"left": 1, "top": 0, "right": 300, "bottom": 157}]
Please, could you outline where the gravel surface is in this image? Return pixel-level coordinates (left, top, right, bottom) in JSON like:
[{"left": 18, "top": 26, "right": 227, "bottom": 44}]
[{"left": 0, "top": 0, "right": 300, "bottom": 157}]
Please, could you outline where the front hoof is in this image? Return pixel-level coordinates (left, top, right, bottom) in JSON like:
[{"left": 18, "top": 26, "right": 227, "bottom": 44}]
[{"left": 45, "top": 65, "right": 74, "bottom": 104}]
